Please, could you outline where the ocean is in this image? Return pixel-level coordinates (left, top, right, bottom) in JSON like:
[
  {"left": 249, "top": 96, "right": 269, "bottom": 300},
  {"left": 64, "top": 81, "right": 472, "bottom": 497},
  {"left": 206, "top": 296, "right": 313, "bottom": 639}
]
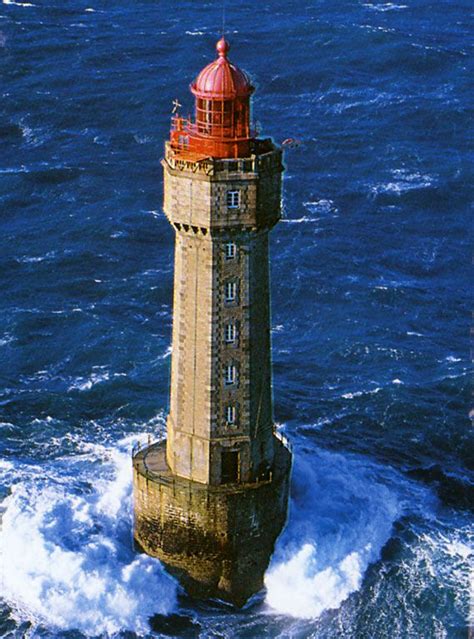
[{"left": 0, "top": 0, "right": 471, "bottom": 637}]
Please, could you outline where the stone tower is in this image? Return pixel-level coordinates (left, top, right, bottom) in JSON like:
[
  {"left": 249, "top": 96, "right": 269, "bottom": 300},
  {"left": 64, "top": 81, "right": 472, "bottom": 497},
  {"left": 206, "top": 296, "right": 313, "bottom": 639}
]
[{"left": 133, "top": 38, "right": 292, "bottom": 606}]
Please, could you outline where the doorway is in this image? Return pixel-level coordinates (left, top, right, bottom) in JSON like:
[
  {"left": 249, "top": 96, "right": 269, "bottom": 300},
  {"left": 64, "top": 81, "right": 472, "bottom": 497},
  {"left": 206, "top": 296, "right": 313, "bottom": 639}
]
[{"left": 221, "top": 450, "right": 239, "bottom": 484}]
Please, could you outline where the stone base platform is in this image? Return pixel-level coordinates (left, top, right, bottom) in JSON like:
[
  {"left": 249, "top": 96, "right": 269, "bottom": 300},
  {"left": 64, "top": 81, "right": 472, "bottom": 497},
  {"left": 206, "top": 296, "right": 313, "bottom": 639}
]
[{"left": 132, "top": 436, "right": 291, "bottom": 607}]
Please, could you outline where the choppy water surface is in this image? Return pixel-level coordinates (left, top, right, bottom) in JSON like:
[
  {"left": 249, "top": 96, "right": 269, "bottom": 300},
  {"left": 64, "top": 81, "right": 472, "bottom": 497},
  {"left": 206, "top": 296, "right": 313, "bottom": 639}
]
[{"left": 0, "top": 1, "right": 471, "bottom": 637}]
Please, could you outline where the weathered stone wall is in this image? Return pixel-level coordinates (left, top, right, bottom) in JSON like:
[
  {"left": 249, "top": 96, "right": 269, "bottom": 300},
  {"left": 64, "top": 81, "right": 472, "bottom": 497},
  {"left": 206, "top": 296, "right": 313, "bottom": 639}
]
[
  {"left": 166, "top": 229, "right": 214, "bottom": 484},
  {"left": 162, "top": 144, "right": 284, "bottom": 485},
  {"left": 162, "top": 144, "right": 283, "bottom": 231},
  {"left": 133, "top": 439, "right": 291, "bottom": 606},
  {"left": 166, "top": 228, "right": 278, "bottom": 484}
]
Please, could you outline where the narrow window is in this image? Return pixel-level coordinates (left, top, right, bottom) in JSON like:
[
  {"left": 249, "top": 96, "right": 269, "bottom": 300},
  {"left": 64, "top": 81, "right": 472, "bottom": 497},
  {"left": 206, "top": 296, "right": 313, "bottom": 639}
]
[
  {"left": 226, "top": 190, "right": 240, "bottom": 209},
  {"left": 225, "top": 323, "right": 237, "bottom": 344},
  {"left": 225, "top": 405, "right": 236, "bottom": 424},
  {"left": 224, "top": 281, "right": 237, "bottom": 303},
  {"left": 224, "top": 364, "right": 236, "bottom": 386},
  {"left": 225, "top": 241, "right": 236, "bottom": 260}
]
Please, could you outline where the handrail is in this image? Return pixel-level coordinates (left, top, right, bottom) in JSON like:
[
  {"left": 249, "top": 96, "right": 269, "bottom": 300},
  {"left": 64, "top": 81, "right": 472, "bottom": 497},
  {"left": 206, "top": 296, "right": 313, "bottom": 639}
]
[
  {"left": 132, "top": 435, "right": 291, "bottom": 493},
  {"left": 164, "top": 140, "right": 282, "bottom": 178},
  {"left": 133, "top": 428, "right": 292, "bottom": 464}
]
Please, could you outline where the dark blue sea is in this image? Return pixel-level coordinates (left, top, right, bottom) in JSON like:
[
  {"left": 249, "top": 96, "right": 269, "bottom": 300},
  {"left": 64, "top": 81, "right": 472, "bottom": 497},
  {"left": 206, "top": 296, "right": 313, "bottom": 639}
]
[{"left": 0, "top": 0, "right": 471, "bottom": 637}]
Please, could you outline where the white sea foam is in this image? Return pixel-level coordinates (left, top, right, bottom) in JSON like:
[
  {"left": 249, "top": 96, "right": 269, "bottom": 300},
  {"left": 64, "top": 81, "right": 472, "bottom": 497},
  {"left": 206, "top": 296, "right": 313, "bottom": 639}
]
[
  {"left": 265, "top": 450, "right": 429, "bottom": 618},
  {"left": 68, "top": 371, "right": 110, "bottom": 391},
  {"left": 341, "top": 386, "right": 382, "bottom": 399},
  {"left": 360, "top": 23, "right": 397, "bottom": 35},
  {"left": 67, "top": 370, "right": 127, "bottom": 392},
  {"left": 19, "top": 121, "right": 42, "bottom": 146},
  {"left": 0, "top": 458, "right": 15, "bottom": 472},
  {"left": 371, "top": 169, "right": 435, "bottom": 197},
  {"left": 282, "top": 199, "right": 338, "bottom": 224},
  {"left": 16, "top": 250, "right": 57, "bottom": 264},
  {"left": 363, "top": 2, "right": 407, "bottom": 11},
  {"left": 93, "top": 135, "right": 109, "bottom": 145},
  {"left": 281, "top": 216, "right": 320, "bottom": 224},
  {"left": 0, "top": 166, "right": 27, "bottom": 174},
  {"left": 0, "top": 440, "right": 177, "bottom": 635},
  {"left": 160, "top": 345, "right": 172, "bottom": 359},
  {"left": 303, "top": 199, "right": 338, "bottom": 215},
  {"left": 2, "top": 0, "right": 36, "bottom": 6},
  {"left": 0, "top": 333, "right": 15, "bottom": 346},
  {"left": 402, "top": 517, "right": 473, "bottom": 624}
]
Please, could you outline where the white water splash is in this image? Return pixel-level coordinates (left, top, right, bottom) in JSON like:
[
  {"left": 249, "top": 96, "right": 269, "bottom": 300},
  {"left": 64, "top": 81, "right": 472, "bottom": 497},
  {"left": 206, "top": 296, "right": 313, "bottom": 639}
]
[
  {"left": 266, "top": 543, "right": 365, "bottom": 618},
  {"left": 265, "top": 449, "right": 428, "bottom": 618},
  {"left": 160, "top": 345, "right": 172, "bottom": 359},
  {"left": 0, "top": 439, "right": 178, "bottom": 635}
]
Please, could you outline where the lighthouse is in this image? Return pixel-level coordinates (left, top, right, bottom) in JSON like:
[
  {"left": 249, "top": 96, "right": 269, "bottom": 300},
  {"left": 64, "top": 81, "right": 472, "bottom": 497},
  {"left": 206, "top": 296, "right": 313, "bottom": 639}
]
[{"left": 132, "top": 38, "right": 292, "bottom": 606}]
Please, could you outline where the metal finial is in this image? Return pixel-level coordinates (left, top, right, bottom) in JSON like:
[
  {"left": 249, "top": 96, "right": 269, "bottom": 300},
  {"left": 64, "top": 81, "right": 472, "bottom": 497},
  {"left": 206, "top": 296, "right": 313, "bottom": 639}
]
[{"left": 216, "top": 37, "right": 230, "bottom": 58}]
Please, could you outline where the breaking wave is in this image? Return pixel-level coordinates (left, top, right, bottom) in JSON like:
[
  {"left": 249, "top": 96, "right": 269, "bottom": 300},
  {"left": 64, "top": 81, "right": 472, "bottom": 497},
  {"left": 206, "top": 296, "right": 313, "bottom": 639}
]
[
  {"left": 0, "top": 437, "right": 178, "bottom": 636},
  {"left": 265, "top": 448, "right": 433, "bottom": 618}
]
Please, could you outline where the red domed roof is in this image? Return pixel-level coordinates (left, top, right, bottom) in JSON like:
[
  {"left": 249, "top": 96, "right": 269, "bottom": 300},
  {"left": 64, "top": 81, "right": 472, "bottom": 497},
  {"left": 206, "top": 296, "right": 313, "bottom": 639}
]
[{"left": 191, "top": 38, "right": 254, "bottom": 99}]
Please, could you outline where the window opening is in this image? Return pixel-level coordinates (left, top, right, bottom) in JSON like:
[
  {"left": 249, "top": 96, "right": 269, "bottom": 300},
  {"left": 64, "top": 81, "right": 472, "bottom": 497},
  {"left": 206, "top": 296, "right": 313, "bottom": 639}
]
[
  {"left": 224, "top": 364, "right": 236, "bottom": 386},
  {"left": 225, "top": 323, "right": 237, "bottom": 344},
  {"left": 227, "top": 190, "right": 240, "bottom": 209},
  {"left": 225, "top": 242, "right": 236, "bottom": 260},
  {"left": 225, "top": 405, "right": 236, "bottom": 424},
  {"left": 224, "top": 281, "right": 237, "bottom": 303}
]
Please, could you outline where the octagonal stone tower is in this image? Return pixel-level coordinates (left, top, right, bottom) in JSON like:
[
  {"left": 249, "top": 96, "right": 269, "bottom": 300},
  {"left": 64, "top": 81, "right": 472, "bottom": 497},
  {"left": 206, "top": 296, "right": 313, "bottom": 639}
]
[{"left": 133, "top": 38, "right": 292, "bottom": 606}]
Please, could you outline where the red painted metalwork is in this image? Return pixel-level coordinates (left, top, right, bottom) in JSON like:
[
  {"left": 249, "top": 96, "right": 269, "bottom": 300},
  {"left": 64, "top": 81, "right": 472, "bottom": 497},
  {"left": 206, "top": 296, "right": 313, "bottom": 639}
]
[{"left": 169, "top": 38, "right": 256, "bottom": 159}]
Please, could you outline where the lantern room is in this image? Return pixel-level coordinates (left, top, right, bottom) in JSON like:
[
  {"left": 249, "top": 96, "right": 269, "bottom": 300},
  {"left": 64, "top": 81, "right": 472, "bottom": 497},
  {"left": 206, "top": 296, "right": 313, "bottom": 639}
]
[{"left": 169, "top": 38, "right": 255, "bottom": 159}]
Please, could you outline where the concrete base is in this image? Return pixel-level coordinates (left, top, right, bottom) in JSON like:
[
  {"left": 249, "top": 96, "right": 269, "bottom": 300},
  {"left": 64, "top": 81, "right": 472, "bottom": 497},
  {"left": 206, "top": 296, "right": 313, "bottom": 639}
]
[{"left": 132, "top": 436, "right": 291, "bottom": 607}]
